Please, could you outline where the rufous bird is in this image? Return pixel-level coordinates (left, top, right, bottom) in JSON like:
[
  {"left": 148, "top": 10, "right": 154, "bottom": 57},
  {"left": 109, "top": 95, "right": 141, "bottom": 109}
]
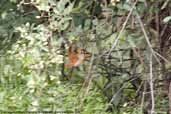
[{"left": 65, "top": 43, "right": 91, "bottom": 68}]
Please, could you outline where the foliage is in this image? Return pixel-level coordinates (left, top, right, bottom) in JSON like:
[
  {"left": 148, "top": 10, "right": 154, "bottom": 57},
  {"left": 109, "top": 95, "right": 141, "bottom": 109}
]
[{"left": 0, "top": 0, "right": 171, "bottom": 114}]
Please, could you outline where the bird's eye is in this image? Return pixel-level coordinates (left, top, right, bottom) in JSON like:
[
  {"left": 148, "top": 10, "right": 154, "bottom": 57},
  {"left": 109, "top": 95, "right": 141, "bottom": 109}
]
[{"left": 74, "top": 48, "right": 78, "bottom": 53}]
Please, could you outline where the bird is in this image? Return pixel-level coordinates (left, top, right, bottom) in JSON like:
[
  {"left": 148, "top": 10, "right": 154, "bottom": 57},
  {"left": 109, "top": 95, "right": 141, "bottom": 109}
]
[{"left": 65, "top": 43, "right": 91, "bottom": 68}]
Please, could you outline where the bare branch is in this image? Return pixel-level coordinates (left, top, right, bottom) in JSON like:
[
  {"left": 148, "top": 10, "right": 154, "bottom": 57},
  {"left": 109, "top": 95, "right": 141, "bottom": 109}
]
[
  {"left": 135, "top": 11, "right": 161, "bottom": 64},
  {"left": 107, "top": 0, "right": 138, "bottom": 56},
  {"left": 149, "top": 53, "right": 155, "bottom": 114}
]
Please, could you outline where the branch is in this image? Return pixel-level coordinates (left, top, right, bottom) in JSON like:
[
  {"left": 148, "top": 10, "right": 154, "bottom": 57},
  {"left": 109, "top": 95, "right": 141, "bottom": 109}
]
[
  {"left": 149, "top": 53, "right": 155, "bottom": 114},
  {"left": 107, "top": 0, "right": 138, "bottom": 56}
]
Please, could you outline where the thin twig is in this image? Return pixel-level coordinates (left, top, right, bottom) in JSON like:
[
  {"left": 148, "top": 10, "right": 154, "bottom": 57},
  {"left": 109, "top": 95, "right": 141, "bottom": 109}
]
[
  {"left": 141, "top": 81, "right": 147, "bottom": 113},
  {"left": 169, "top": 81, "right": 171, "bottom": 113},
  {"left": 154, "top": 51, "right": 171, "bottom": 64},
  {"left": 105, "top": 77, "right": 137, "bottom": 110},
  {"left": 149, "top": 53, "right": 155, "bottom": 114},
  {"left": 82, "top": 54, "right": 95, "bottom": 88},
  {"left": 135, "top": 11, "right": 161, "bottom": 64},
  {"left": 79, "top": 54, "right": 95, "bottom": 111},
  {"left": 141, "top": 92, "right": 145, "bottom": 112},
  {"left": 107, "top": 0, "right": 138, "bottom": 56},
  {"left": 161, "top": 0, "right": 170, "bottom": 9}
]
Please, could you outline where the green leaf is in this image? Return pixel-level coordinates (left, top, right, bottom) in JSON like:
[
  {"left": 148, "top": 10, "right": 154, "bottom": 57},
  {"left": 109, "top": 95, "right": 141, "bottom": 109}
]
[{"left": 163, "top": 16, "right": 171, "bottom": 23}]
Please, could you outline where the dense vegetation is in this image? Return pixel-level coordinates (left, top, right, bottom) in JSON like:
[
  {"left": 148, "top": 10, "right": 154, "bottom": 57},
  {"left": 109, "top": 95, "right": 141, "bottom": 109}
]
[{"left": 0, "top": 0, "right": 171, "bottom": 114}]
